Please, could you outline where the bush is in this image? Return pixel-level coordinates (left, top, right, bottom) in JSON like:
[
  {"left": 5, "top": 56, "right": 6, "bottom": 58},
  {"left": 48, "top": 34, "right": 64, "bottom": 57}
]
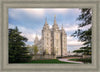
[{"left": 80, "top": 58, "right": 92, "bottom": 63}]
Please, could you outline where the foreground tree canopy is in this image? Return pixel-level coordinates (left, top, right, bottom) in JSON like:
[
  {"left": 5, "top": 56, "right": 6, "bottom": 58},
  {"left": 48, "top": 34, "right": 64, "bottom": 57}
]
[
  {"left": 72, "top": 8, "right": 92, "bottom": 55},
  {"left": 9, "top": 27, "right": 32, "bottom": 63}
]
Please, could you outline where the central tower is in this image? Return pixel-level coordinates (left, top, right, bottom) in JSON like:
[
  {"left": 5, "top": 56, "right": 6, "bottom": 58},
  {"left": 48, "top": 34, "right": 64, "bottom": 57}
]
[
  {"left": 51, "top": 16, "right": 61, "bottom": 56},
  {"left": 42, "top": 18, "right": 51, "bottom": 54}
]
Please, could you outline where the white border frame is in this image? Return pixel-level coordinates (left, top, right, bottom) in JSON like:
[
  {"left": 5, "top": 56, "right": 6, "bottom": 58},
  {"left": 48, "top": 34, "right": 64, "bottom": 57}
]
[{"left": 0, "top": 0, "right": 99, "bottom": 72}]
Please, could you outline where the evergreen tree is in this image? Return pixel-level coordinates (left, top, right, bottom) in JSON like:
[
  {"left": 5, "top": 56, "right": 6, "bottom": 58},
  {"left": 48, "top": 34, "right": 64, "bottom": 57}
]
[
  {"left": 9, "top": 27, "right": 32, "bottom": 63},
  {"left": 72, "top": 8, "right": 92, "bottom": 55}
]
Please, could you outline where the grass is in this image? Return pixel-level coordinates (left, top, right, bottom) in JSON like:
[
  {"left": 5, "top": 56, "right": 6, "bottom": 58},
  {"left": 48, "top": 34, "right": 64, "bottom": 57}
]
[
  {"left": 69, "top": 58, "right": 92, "bottom": 63},
  {"left": 24, "top": 59, "right": 76, "bottom": 64}
]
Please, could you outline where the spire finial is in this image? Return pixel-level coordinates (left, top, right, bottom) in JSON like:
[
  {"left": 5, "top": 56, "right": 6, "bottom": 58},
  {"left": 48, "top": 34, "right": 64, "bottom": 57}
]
[
  {"left": 62, "top": 24, "right": 63, "bottom": 28},
  {"left": 34, "top": 33, "right": 38, "bottom": 44},
  {"left": 54, "top": 15, "right": 56, "bottom": 24},
  {"left": 45, "top": 17, "right": 47, "bottom": 25},
  {"left": 54, "top": 15, "right": 56, "bottom": 19},
  {"left": 62, "top": 24, "right": 64, "bottom": 30}
]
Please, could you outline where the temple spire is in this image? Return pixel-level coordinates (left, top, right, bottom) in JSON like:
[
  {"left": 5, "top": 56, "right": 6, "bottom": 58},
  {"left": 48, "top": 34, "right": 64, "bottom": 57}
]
[
  {"left": 43, "top": 17, "right": 49, "bottom": 30},
  {"left": 62, "top": 24, "right": 63, "bottom": 29},
  {"left": 35, "top": 33, "right": 38, "bottom": 40},
  {"left": 54, "top": 15, "right": 57, "bottom": 25},
  {"left": 36, "top": 33, "right": 37, "bottom": 37},
  {"left": 34, "top": 33, "right": 39, "bottom": 45},
  {"left": 45, "top": 17, "right": 48, "bottom": 25},
  {"left": 52, "top": 15, "right": 59, "bottom": 30}
]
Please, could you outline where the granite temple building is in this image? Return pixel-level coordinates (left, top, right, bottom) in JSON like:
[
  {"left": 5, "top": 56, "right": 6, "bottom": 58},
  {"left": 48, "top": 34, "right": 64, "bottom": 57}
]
[{"left": 34, "top": 16, "right": 67, "bottom": 57}]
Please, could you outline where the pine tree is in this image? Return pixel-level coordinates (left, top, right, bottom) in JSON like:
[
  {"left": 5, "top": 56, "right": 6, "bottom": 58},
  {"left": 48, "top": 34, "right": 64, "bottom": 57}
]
[
  {"left": 9, "top": 27, "right": 32, "bottom": 63},
  {"left": 72, "top": 8, "right": 92, "bottom": 56}
]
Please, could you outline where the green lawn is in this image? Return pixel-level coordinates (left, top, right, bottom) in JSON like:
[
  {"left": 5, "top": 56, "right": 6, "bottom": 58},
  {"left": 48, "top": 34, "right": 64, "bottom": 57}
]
[
  {"left": 25, "top": 59, "right": 76, "bottom": 64},
  {"left": 69, "top": 58, "right": 91, "bottom": 63}
]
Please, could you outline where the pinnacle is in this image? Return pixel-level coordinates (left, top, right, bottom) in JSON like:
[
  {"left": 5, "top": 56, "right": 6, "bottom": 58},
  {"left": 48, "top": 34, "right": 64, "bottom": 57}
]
[
  {"left": 62, "top": 24, "right": 63, "bottom": 29},
  {"left": 45, "top": 17, "right": 48, "bottom": 25},
  {"left": 54, "top": 15, "right": 57, "bottom": 25}
]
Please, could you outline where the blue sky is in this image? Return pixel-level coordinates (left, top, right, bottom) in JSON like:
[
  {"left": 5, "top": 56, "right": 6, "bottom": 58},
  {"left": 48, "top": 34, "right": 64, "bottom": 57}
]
[{"left": 8, "top": 8, "right": 91, "bottom": 52}]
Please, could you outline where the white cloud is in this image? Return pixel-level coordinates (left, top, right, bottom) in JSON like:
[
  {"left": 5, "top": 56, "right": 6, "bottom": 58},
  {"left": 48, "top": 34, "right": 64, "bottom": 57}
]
[
  {"left": 67, "top": 36, "right": 83, "bottom": 46},
  {"left": 9, "top": 8, "right": 45, "bottom": 20},
  {"left": 18, "top": 26, "right": 41, "bottom": 42},
  {"left": 67, "top": 40, "right": 83, "bottom": 46},
  {"left": 8, "top": 23, "right": 15, "bottom": 29},
  {"left": 70, "top": 9, "right": 81, "bottom": 14},
  {"left": 21, "top": 33, "right": 41, "bottom": 42},
  {"left": 67, "top": 36, "right": 74, "bottom": 41},
  {"left": 51, "top": 8, "right": 68, "bottom": 13},
  {"left": 49, "top": 24, "right": 52, "bottom": 28},
  {"left": 67, "top": 36, "right": 84, "bottom": 52},
  {"left": 64, "top": 24, "right": 78, "bottom": 32},
  {"left": 67, "top": 46, "right": 81, "bottom": 52},
  {"left": 9, "top": 8, "right": 81, "bottom": 21},
  {"left": 8, "top": 24, "right": 42, "bottom": 43},
  {"left": 46, "top": 8, "right": 80, "bottom": 15},
  {"left": 22, "top": 8, "right": 45, "bottom": 17},
  {"left": 64, "top": 23, "right": 91, "bottom": 32},
  {"left": 9, "top": 9, "right": 21, "bottom": 19},
  {"left": 80, "top": 24, "right": 92, "bottom": 30},
  {"left": 21, "top": 33, "right": 35, "bottom": 42}
]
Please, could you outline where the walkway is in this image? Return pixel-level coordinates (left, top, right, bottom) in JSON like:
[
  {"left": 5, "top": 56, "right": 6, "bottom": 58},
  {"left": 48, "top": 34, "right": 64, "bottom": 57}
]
[{"left": 58, "top": 59, "right": 83, "bottom": 64}]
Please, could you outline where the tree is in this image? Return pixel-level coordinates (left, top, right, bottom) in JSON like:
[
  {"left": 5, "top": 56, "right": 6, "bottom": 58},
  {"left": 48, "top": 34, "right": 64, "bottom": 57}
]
[
  {"left": 9, "top": 27, "right": 32, "bottom": 63},
  {"left": 27, "top": 45, "right": 33, "bottom": 55},
  {"left": 33, "top": 45, "right": 38, "bottom": 55},
  {"left": 72, "top": 8, "right": 92, "bottom": 55}
]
